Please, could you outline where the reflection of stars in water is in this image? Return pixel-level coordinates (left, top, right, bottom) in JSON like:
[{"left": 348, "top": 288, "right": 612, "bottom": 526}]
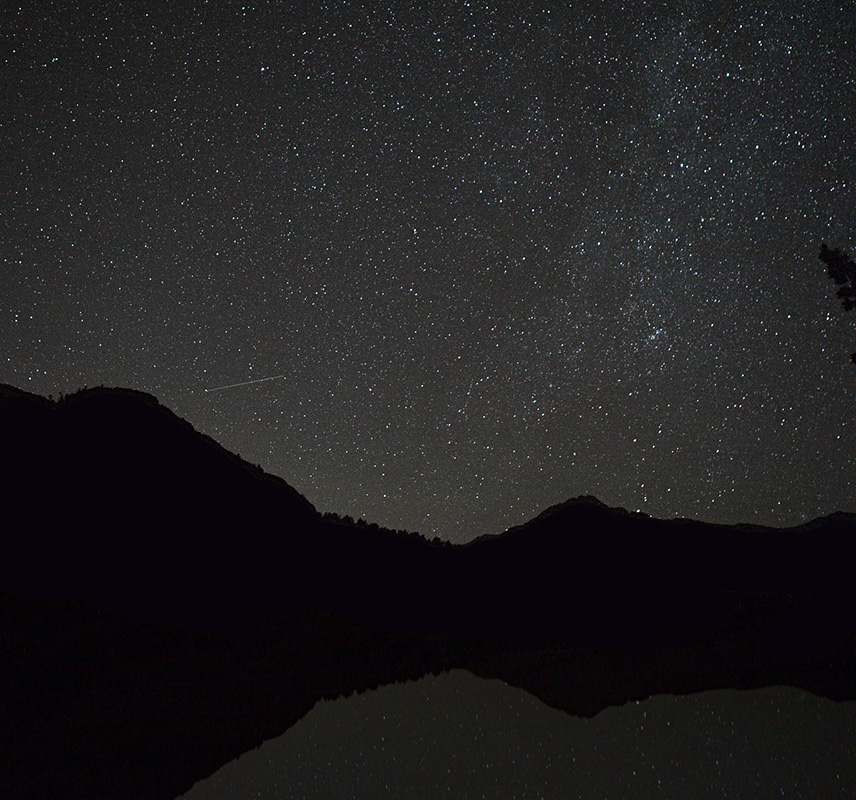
[{"left": 183, "top": 674, "right": 856, "bottom": 799}]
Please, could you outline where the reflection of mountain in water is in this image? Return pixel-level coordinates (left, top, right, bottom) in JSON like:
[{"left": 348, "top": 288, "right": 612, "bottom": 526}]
[
  {"left": 180, "top": 671, "right": 856, "bottom": 800},
  {"left": 2, "top": 383, "right": 856, "bottom": 800}
]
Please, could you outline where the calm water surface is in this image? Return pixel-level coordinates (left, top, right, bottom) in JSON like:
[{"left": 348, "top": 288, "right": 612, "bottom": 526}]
[{"left": 179, "top": 670, "right": 856, "bottom": 799}]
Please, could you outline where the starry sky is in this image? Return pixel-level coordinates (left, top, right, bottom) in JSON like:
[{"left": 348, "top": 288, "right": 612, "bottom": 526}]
[{"left": 3, "top": 0, "right": 855, "bottom": 541}]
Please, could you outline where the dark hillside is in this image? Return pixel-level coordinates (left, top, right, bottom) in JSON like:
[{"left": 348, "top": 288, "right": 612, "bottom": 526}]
[
  {"left": 1, "top": 385, "right": 319, "bottom": 628},
  {"left": 2, "top": 384, "right": 856, "bottom": 800}
]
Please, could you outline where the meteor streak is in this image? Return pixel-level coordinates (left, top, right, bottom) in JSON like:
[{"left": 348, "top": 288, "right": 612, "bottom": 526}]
[{"left": 204, "top": 374, "right": 287, "bottom": 392}]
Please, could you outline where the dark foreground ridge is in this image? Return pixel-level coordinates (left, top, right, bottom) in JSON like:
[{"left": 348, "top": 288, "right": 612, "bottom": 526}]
[{"left": 2, "top": 383, "right": 856, "bottom": 799}]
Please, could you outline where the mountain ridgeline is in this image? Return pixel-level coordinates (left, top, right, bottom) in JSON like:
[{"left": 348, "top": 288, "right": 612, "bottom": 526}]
[{"left": 2, "top": 383, "right": 856, "bottom": 800}]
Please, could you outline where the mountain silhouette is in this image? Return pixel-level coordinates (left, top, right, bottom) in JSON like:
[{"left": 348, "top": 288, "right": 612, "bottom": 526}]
[{"left": 2, "top": 384, "right": 856, "bottom": 800}]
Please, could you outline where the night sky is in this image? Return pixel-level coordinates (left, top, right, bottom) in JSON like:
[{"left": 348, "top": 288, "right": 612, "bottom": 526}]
[{"left": 3, "top": 0, "right": 856, "bottom": 541}]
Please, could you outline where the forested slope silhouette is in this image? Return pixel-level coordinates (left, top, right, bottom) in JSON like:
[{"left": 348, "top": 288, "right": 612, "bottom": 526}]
[{"left": 2, "top": 383, "right": 855, "bottom": 800}]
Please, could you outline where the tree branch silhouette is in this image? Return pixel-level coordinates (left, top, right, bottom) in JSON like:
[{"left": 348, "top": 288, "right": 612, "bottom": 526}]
[{"left": 819, "top": 243, "right": 856, "bottom": 364}]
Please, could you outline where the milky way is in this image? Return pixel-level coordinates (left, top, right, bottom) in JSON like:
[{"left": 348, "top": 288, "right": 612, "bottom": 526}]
[{"left": 2, "top": 0, "right": 855, "bottom": 540}]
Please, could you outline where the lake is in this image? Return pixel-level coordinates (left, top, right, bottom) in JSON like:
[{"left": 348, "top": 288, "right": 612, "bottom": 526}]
[{"left": 178, "top": 670, "right": 856, "bottom": 798}]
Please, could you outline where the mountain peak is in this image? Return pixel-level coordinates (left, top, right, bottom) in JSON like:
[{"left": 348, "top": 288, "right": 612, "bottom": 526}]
[{"left": 3, "top": 383, "right": 856, "bottom": 800}]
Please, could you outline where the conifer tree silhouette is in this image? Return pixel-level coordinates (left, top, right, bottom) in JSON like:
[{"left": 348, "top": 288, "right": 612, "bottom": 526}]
[{"left": 819, "top": 243, "right": 856, "bottom": 363}]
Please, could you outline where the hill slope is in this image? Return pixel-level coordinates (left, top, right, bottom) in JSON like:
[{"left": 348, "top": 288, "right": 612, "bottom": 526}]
[{"left": 2, "top": 384, "right": 856, "bottom": 799}]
